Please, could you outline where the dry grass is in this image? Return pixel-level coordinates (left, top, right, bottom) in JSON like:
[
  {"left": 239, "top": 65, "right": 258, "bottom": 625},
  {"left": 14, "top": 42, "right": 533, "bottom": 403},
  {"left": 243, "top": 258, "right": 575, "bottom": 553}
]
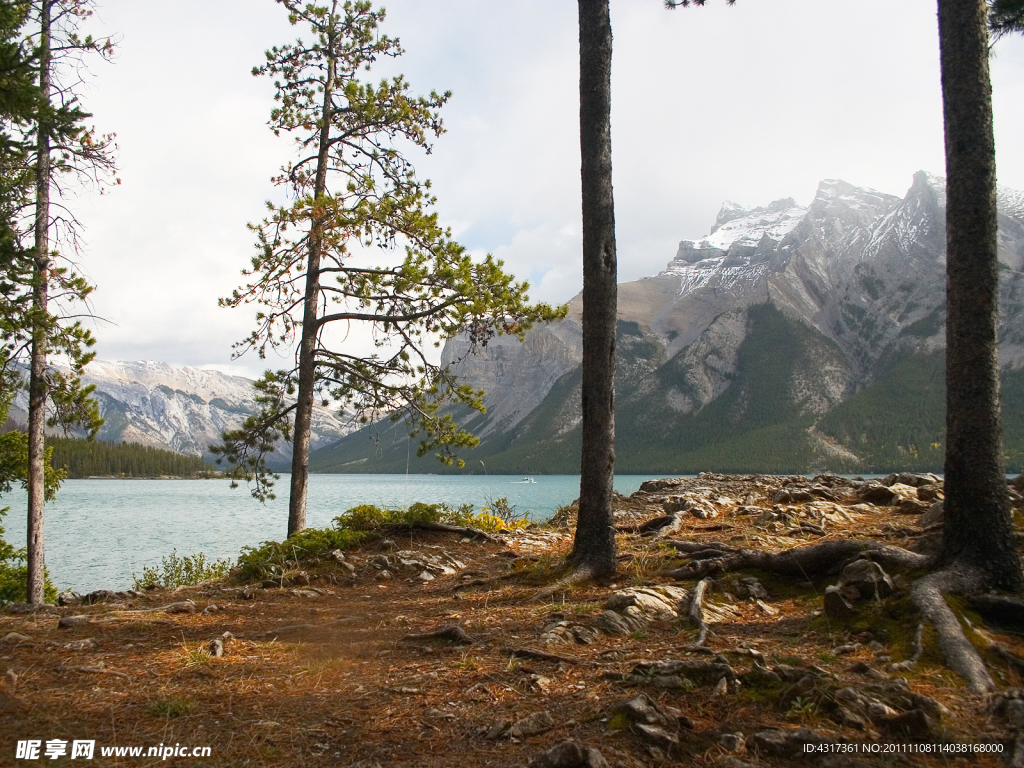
[{"left": 0, "top": 485, "right": 1021, "bottom": 767}]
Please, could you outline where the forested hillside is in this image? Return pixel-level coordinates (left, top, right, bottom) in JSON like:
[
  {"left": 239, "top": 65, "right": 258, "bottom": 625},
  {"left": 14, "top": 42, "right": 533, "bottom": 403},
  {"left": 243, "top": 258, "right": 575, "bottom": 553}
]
[{"left": 47, "top": 437, "right": 217, "bottom": 478}]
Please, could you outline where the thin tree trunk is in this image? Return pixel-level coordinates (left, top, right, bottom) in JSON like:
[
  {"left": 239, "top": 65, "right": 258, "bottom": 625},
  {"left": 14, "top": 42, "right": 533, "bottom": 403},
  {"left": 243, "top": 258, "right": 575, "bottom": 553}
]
[
  {"left": 26, "top": 0, "right": 51, "bottom": 605},
  {"left": 571, "top": 0, "right": 617, "bottom": 579},
  {"left": 288, "top": 40, "right": 337, "bottom": 539},
  {"left": 938, "top": 0, "right": 1023, "bottom": 590}
]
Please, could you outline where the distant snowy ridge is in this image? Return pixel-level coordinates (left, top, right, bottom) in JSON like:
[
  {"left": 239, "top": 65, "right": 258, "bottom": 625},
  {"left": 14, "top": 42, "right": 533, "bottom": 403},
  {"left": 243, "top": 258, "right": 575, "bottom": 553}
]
[{"left": 9, "top": 360, "right": 353, "bottom": 462}]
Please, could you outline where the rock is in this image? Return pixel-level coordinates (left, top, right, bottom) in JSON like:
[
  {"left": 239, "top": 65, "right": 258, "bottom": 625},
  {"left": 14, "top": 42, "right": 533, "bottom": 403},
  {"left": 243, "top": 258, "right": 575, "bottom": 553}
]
[
  {"left": 662, "top": 493, "right": 717, "bottom": 519},
  {"left": 485, "top": 721, "right": 511, "bottom": 739},
  {"left": 1, "top": 632, "right": 33, "bottom": 645},
  {"left": 856, "top": 483, "right": 898, "bottom": 506},
  {"left": 740, "top": 664, "right": 782, "bottom": 687},
  {"left": 824, "top": 585, "right": 857, "bottom": 618},
  {"left": 712, "top": 677, "right": 729, "bottom": 696},
  {"left": 917, "top": 483, "right": 944, "bottom": 502},
  {"left": 535, "top": 741, "right": 583, "bottom": 768},
  {"left": 883, "top": 472, "right": 940, "bottom": 488},
  {"left": 237, "top": 587, "right": 256, "bottom": 600},
  {"left": 836, "top": 559, "right": 894, "bottom": 601},
  {"left": 880, "top": 708, "right": 940, "bottom": 741},
  {"left": 541, "top": 614, "right": 600, "bottom": 645},
  {"left": 735, "top": 576, "right": 768, "bottom": 600},
  {"left": 507, "top": 710, "right": 555, "bottom": 739},
  {"left": 918, "top": 500, "right": 944, "bottom": 528},
  {"left": 207, "top": 638, "right": 224, "bottom": 657},
  {"left": 417, "top": 571, "right": 435, "bottom": 582},
  {"left": 595, "top": 610, "right": 638, "bottom": 636},
  {"left": 896, "top": 497, "right": 930, "bottom": 515},
  {"left": 202, "top": 604, "right": 220, "bottom": 614},
  {"left": 610, "top": 693, "right": 674, "bottom": 727},
  {"left": 261, "top": 580, "right": 280, "bottom": 589},
  {"left": 631, "top": 660, "right": 735, "bottom": 686},
  {"left": 6, "top": 603, "right": 36, "bottom": 615},
  {"left": 633, "top": 723, "right": 680, "bottom": 752},
  {"left": 605, "top": 585, "right": 688, "bottom": 621},
  {"left": 750, "top": 728, "right": 831, "bottom": 758},
  {"left": 63, "top": 638, "right": 98, "bottom": 651},
  {"left": 58, "top": 615, "right": 92, "bottom": 629},
  {"left": 327, "top": 549, "right": 347, "bottom": 562},
  {"left": 533, "top": 741, "right": 608, "bottom": 768},
  {"left": 718, "top": 733, "right": 746, "bottom": 752},
  {"left": 57, "top": 591, "right": 81, "bottom": 606}
]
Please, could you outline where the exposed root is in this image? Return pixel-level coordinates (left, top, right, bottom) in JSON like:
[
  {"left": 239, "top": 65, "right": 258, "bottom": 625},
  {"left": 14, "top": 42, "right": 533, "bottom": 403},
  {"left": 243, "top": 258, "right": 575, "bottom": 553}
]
[
  {"left": 910, "top": 568, "right": 994, "bottom": 693},
  {"left": 685, "top": 577, "right": 713, "bottom": 649},
  {"left": 991, "top": 644, "right": 1024, "bottom": 675},
  {"left": 967, "top": 594, "right": 1024, "bottom": 630},
  {"left": 668, "top": 540, "right": 932, "bottom": 581},
  {"left": 400, "top": 625, "right": 476, "bottom": 645},
  {"left": 887, "top": 622, "right": 925, "bottom": 673},
  {"left": 533, "top": 564, "right": 597, "bottom": 603}
]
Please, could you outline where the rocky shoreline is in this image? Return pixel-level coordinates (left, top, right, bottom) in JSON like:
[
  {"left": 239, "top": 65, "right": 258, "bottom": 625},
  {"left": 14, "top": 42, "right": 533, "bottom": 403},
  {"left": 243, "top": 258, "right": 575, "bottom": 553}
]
[{"left": 2, "top": 471, "right": 1024, "bottom": 767}]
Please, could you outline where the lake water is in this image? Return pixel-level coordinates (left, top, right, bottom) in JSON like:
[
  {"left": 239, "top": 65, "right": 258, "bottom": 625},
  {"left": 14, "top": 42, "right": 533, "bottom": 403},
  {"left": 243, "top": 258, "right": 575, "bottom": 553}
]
[{"left": 0, "top": 474, "right": 666, "bottom": 594}]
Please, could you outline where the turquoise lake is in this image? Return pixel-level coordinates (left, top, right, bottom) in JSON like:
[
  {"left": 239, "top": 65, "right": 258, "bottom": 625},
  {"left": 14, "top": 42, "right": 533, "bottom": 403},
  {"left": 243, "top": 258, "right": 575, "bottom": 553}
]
[{"left": 0, "top": 474, "right": 666, "bottom": 594}]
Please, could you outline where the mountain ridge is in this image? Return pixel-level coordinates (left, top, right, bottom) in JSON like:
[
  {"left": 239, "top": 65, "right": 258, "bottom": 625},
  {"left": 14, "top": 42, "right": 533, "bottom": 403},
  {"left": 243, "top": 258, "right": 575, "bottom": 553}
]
[{"left": 308, "top": 171, "right": 1024, "bottom": 475}]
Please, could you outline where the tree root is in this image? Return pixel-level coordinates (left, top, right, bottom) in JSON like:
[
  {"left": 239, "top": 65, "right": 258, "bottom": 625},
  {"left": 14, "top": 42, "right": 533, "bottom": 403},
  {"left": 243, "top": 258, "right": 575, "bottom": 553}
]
[
  {"left": 533, "top": 564, "right": 597, "bottom": 603},
  {"left": 667, "top": 538, "right": 1004, "bottom": 692},
  {"left": 667, "top": 539, "right": 932, "bottom": 581},
  {"left": 910, "top": 567, "right": 994, "bottom": 693},
  {"left": 887, "top": 622, "right": 925, "bottom": 673},
  {"left": 684, "top": 577, "right": 713, "bottom": 649}
]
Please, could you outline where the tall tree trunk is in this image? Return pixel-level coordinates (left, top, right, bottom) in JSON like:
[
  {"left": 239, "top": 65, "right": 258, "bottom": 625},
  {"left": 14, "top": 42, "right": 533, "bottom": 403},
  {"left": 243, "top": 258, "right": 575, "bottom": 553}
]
[
  {"left": 938, "top": 0, "right": 1023, "bottom": 590},
  {"left": 26, "top": 0, "right": 51, "bottom": 605},
  {"left": 571, "top": 0, "right": 616, "bottom": 579},
  {"left": 288, "top": 42, "right": 336, "bottom": 539}
]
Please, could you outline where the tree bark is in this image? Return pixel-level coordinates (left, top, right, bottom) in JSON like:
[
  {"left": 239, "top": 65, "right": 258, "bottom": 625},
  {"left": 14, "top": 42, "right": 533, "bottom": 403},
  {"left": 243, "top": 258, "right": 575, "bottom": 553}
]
[
  {"left": 571, "top": 0, "right": 617, "bottom": 579},
  {"left": 26, "top": 0, "right": 52, "bottom": 605},
  {"left": 938, "top": 0, "right": 1024, "bottom": 590},
  {"left": 288, "top": 38, "right": 337, "bottom": 539}
]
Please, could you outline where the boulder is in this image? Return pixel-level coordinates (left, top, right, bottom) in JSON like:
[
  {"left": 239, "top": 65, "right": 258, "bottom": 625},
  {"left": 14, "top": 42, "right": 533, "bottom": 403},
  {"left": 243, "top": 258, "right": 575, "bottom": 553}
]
[
  {"left": 836, "top": 559, "right": 895, "bottom": 601},
  {"left": 856, "top": 483, "right": 898, "bottom": 505}
]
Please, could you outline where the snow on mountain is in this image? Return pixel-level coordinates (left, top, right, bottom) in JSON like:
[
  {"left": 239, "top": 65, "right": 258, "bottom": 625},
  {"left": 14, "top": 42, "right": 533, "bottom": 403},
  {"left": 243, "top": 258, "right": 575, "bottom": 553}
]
[{"left": 9, "top": 360, "right": 354, "bottom": 462}]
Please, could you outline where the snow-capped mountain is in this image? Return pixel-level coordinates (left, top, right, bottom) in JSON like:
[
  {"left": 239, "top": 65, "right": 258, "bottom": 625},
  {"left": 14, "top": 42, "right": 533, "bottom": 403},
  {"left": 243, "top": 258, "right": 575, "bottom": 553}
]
[
  {"left": 9, "top": 360, "right": 353, "bottom": 463},
  {"left": 311, "top": 171, "right": 1024, "bottom": 474}
]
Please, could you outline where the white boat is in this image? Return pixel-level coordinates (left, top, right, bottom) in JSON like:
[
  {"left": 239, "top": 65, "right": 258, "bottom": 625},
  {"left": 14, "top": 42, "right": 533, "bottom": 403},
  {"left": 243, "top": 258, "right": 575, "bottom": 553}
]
[{"left": 512, "top": 476, "right": 537, "bottom": 484}]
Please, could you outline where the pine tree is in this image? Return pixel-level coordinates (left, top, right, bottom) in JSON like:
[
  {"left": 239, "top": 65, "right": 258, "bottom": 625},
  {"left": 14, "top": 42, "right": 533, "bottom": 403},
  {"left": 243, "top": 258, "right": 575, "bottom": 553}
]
[
  {"left": 215, "top": 0, "right": 561, "bottom": 538},
  {"left": 11, "top": 0, "right": 116, "bottom": 603}
]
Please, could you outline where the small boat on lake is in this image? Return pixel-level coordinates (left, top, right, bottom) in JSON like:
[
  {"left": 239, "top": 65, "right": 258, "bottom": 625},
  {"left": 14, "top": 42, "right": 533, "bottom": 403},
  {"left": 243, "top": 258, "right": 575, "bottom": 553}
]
[{"left": 512, "top": 476, "right": 537, "bottom": 484}]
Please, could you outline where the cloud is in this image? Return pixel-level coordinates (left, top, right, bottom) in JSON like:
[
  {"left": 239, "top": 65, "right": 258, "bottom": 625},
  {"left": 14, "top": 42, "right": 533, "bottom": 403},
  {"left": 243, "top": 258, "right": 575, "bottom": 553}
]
[{"left": 42, "top": 0, "right": 1024, "bottom": 381}]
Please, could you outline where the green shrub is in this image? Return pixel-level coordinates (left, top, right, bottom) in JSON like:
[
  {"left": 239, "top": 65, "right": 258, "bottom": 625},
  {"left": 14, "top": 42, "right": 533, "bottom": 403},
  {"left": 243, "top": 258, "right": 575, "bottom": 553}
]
[
  {"left": 235, "top": 526, "right": 372, "bottom": 582},
  {"left": 0, "top": 505, "right": 57, "bottom": 606},
  {"left": 132, "top": 549, "right": 232, "bottom": 590}
]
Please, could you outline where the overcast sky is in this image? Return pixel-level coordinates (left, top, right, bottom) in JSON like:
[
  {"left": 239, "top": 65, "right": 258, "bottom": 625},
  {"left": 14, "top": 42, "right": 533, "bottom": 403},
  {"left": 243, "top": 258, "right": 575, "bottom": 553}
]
[{"left": 63, "top": 0, "right": 1024, "bottom": 379}]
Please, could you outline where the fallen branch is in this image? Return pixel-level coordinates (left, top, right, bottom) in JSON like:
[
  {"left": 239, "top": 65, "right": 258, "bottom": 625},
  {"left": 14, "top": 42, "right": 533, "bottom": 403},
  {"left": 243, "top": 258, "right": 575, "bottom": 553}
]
[
  {"left": 383, "top": 521, "right": 497, "bottom": 543},
  {"left": 401, "top": 625, "right": 476, "bottom": 645},
  {"left": 500, "top": 646, "right": 578, "bottom": 665}
]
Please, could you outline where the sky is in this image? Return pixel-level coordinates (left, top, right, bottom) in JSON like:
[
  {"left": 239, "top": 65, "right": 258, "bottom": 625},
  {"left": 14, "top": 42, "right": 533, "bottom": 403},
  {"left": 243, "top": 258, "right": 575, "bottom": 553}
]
[{"left": 58, "top": 0, "right": 1024, "bottom": 379}]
